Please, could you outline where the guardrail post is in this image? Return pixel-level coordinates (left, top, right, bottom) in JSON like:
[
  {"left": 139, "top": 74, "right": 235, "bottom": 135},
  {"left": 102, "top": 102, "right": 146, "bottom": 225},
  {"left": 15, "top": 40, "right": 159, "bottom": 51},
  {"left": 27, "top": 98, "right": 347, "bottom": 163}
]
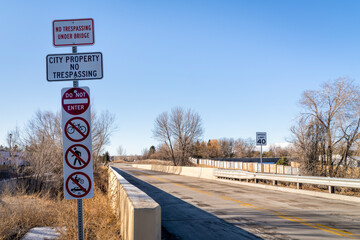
[
  {"left": 255, "top": 179, "right": 259, "bottom": 184},
  {"left": 329, "top": 186, "right": 335, "bottom": 194},
  {"left": 273, "top": 180, "right": 277, "bottom": 186},
  {"left": 297, "top": 182, "right": 302, "bottom": 189}
]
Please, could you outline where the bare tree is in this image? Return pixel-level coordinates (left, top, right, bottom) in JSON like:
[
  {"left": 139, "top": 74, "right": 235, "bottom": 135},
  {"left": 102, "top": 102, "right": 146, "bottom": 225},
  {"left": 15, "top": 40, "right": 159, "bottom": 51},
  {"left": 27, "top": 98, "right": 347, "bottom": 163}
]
[
  {"left": 291, "top": 117, "right": 325, "bottom": 175},
  {"left": 153, "top": 111, "right": 176, "bottom": 163},
  {"left": 292, "top": 78, "right": 360, "bottom": 177},
  {"left": 234, "top": 138, "right": 255, "bottom": 157},
  {"left": 267, "top": 144, "right": 291, "bottom": 158},
  {"left": 92, "top": 110, "right": 116, "bottom": 164},
  {"left": 219, "top": 138, "right": 235, "bottom": 158},
  {"left": 16, "top": 108, "right": 115, "bottom": 193},
  {"left": 22, "top": 110, "right": 63, "bottom": 192},
  {"left": 117, "top": 145, "right": 126, "bottom": 157},
  {"left": 153, "top": 107, "right": 203, "bottom": 166},
  {"left": 150, "top": 143, "right": 172, "bottom": 161},
  {"left": 7, "top": 126, "right": 21, "bottom": 166}
]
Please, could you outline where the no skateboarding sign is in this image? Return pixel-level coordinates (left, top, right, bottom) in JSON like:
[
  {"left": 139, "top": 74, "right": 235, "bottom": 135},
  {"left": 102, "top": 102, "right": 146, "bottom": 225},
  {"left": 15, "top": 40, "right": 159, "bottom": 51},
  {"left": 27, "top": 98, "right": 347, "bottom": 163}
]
[
  {"left": 62, "top": 86, "right": 94, "bottom": 199},
  {"left": 66, "top": 172, "right": 92, "bottom": 198}
]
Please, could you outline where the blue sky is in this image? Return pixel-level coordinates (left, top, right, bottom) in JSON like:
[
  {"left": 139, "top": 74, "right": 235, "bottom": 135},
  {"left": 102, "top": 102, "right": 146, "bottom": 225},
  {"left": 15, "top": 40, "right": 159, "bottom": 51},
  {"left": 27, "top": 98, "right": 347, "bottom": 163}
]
[{"left": 1, "top": 0, "right": 360, "bottom": 155}]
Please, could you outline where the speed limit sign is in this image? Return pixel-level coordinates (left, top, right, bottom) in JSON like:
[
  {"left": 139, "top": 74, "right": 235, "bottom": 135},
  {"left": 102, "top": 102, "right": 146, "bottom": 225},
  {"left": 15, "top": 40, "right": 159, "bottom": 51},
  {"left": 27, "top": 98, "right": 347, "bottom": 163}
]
[{"left": 256, "top": 132, "right": 267, "bottom": 146}]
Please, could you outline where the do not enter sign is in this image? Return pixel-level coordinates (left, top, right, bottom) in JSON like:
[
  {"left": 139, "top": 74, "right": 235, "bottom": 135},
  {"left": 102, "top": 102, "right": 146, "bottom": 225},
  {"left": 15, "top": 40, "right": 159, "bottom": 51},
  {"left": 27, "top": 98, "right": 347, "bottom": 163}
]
[{"left": 62, "top": 88, "right": 90, "bottom": 115}]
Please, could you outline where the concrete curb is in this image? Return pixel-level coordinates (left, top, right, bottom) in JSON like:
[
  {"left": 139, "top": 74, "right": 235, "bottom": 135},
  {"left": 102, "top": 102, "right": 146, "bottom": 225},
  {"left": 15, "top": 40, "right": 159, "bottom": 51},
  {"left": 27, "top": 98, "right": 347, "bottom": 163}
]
[
  {"left": 22, "top": 227, "right": 60, "bottom": 240},
  {"left": 108, "top": 167, "right": 161, "bottom": 240}
]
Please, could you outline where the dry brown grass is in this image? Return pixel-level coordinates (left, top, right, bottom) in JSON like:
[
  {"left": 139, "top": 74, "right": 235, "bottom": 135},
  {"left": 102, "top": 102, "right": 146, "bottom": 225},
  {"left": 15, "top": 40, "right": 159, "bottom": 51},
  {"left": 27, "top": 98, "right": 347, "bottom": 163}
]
[
  {"left": 132, "top": 159, "right": 174, "bottom": 165},
  {"left": 0, "top": 166, "right": 121, "bottom": 240},
  {"left": 56, "top": 188, "right": 120, "bottom": 240},
  {"left": 0, "top": 191, "right": 59, "bottom": 240},
  {"left": 111, "top": 159, "right": 128, "bottom": 164}
]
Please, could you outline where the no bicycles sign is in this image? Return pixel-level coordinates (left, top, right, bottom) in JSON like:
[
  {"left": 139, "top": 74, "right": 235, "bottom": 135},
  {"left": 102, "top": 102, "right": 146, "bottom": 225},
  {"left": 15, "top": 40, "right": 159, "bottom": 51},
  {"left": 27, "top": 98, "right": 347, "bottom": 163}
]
[
  {"left": 62, "top": 87, "right": 94, "bottom": 200},
  {"left": 64, "top": 117, "right": 90, "bottom": 142}
]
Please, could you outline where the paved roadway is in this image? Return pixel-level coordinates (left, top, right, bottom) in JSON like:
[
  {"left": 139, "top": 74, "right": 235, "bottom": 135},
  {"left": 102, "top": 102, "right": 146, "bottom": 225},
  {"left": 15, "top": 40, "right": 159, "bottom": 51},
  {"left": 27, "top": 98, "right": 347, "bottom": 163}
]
[{"left": 111, "top": 164, "right": 360, "bottom": 240}]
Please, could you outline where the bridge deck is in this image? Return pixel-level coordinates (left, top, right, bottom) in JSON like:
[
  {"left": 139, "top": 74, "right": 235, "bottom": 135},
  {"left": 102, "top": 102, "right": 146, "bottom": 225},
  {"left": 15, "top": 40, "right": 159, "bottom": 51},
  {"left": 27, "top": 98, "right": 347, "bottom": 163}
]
[{"left": 112, "top": 163, "right": 360, "bottom": 240}]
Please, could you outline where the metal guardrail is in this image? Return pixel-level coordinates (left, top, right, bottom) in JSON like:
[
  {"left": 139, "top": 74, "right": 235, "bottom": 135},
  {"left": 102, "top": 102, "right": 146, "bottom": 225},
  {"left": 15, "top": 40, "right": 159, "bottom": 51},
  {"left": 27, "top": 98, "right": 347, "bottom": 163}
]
[{"left": 214, "top": 169, "right": 360, "bottom": 193}]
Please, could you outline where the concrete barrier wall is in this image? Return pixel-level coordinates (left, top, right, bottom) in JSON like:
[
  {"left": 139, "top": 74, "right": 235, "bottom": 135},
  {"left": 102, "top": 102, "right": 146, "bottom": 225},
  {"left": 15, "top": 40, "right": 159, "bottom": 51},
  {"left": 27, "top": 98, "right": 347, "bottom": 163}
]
[
  {"left": 193, "top": 158, "right": 299, "bottom": 175},
  {"left": 108, "top": 167, "right": 161, "bottom": 240},
  {"left": 133, "top": 164, "right": 216, "bottom": 180}
]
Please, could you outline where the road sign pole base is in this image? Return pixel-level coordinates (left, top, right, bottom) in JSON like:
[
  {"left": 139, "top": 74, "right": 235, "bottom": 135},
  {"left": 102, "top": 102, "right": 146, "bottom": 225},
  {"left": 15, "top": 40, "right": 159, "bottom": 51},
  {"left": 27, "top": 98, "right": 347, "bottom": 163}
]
[{"left": 77, "top": 199, "right": 84, "bottom": 240}]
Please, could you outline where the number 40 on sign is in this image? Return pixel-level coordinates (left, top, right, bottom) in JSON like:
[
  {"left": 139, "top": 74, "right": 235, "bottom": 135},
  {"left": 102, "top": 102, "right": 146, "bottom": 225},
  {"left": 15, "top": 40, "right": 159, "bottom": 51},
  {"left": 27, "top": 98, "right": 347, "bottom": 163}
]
[{"left": 256, "top": 132, "right": 267, "bottom": 146}]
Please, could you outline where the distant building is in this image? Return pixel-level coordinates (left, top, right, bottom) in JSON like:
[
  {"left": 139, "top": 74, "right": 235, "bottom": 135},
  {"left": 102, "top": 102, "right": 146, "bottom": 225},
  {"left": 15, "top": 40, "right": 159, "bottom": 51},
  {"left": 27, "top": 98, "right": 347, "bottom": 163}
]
[
  {"left": 332, "top": 155, "right": 360, "bottom": 168},
  {"left": 0, "top": 150, "right": 26, "bottom": 166},
  {"left": 190, "top": 157, "right": 281, "bottom": 164},
  {"left": 213, "top": 157, "right": 281, "bottom": 164}
]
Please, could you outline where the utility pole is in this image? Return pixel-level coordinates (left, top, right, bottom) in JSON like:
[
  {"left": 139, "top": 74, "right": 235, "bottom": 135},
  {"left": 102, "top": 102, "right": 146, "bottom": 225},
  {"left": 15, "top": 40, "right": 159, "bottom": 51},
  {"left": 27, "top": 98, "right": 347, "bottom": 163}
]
[{"left": 9, "top": 133, "right": 12, "bottom": 165}]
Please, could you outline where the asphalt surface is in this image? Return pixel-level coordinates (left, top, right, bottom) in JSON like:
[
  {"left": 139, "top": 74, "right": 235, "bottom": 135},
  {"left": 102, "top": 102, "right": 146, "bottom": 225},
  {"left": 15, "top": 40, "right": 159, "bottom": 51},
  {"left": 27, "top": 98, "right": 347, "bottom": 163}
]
[{"left": 112, "top": 164, "right": 360, "bottom": 240}]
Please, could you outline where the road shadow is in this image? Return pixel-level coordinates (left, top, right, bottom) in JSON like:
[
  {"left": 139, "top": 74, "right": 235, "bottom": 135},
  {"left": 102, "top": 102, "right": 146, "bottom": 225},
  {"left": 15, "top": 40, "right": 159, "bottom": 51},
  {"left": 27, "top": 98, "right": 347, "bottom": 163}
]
[{"left": 113, "top": 167, "right": 262, "bottom": 240}]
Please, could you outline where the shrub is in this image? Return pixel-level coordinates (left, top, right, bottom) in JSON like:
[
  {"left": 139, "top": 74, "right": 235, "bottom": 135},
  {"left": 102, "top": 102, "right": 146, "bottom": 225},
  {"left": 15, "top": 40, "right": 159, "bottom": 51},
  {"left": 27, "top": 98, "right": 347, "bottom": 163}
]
[{"left": 276, "top": 157, "right": 289, "bottom": 166}]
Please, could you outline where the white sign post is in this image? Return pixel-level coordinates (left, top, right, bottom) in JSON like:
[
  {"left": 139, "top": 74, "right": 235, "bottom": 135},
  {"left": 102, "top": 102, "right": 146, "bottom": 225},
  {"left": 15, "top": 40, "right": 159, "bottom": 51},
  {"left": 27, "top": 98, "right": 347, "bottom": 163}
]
[
  {"left": 256, "top": 132, "right": 267, "bottom": 172},
  {"left": 46, "top": 52, "right": 103, "bottom": 81}
]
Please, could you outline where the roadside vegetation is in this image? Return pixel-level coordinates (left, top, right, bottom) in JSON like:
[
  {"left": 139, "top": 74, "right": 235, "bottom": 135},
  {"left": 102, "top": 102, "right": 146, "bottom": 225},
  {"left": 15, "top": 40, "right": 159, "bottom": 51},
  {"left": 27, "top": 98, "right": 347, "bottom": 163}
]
[
  {"left": 0, "top": 166, "right": 120, "bottom": 240},
  {"left": 2, "top": 77, "right": 360, "bottom": 238},
  {"left": 1, "top": 108, "right": 120, "bottom": 240},
  {"left": 140, "top": 78, "right": 360, "bottom": 180},
  {"left": 291, "top": 78, "right": 360, "bottom": 178}
]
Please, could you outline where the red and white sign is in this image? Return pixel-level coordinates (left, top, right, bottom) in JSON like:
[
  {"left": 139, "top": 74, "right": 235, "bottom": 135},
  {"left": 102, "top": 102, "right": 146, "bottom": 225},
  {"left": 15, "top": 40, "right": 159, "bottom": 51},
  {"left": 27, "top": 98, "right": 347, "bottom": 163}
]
[
  {"left": 62, "top": 88, "right": 90, "bottom": 115},
  {"left": 65, "top": 144, "right": 91, "bottom": 170},
  {"left": 62, "top": 87, "right": 93, "bottom": 200},
  {"left": 53, "top": 18, "right": 94, "bottom": 47},
  {"left": 66, "top": 172, "right": 92, "bottom": 198},
  {"left": 64, "top": 117, "right": 90, "bottom": 142}
]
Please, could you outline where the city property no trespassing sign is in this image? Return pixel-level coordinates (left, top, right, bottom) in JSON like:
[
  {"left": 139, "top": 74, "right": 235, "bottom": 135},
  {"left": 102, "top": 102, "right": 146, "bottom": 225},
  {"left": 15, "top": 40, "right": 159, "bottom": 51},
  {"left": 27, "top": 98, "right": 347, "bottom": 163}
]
[{"left": 46, "top": 52, "right": 103, "bottom": 82}]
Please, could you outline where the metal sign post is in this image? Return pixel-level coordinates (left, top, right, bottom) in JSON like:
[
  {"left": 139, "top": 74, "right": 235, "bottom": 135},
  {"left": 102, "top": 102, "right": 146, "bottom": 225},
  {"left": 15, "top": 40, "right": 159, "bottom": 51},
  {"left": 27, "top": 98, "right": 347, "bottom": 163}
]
[
  {"left": 73, "top": 45, "right": 83, "bottom": 240},
  {"left": 49, "top": 18, "right": 101, "bottom": 240},
  {"left": 260, "top": 144, "right": 263, "bottom": 167},
  {"left": 77, "top": 198, "right": 84, "bottom": 240},
  {"left": 256, "top": 132, "right": 267, "bottom": 173}
]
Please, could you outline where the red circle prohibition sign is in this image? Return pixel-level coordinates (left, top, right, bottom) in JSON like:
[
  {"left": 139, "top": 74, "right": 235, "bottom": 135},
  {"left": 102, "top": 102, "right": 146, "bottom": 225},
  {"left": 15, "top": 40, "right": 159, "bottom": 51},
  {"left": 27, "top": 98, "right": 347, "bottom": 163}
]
[
  {"left": 65, "top": 144, "right": 91, "bottom": 170},
  {"left": 62, "top": 88, "right": 90, "bottom": 115},
  {"left": 64, "top": 117, "right": 90, "bottom": 142},
  {"left": 66, "top": 172, "right": 92, "bottom": 198}
]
